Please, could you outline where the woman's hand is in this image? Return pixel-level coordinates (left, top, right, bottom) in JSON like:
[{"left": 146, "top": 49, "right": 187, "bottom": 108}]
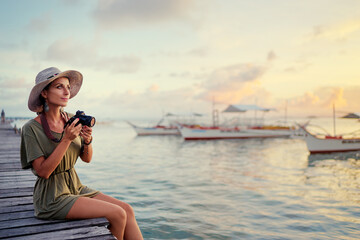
[
  {"left": 63, "top": 118, "right": 82, "bottom": 142},
  {"left": 80, "top": 125, "right": 93, "bottom": 144}
]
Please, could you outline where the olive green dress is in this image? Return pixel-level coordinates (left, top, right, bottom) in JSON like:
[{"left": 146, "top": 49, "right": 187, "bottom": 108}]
[{"left": 20, "top": 117, "right": 99, "bottom": 219}]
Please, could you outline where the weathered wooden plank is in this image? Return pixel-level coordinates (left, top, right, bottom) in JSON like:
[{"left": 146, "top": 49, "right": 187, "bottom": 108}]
[
  {"left": 0, "top": 187, "right": 33, "bottom": 193},
  {"left": 77, "top": 235, "right": 116, "bottom": 240},
  {"left": 0, "top": 181, "right": 34, "bottom": 189},
  {"left": 4, "top": 226, "right": 114, "bottom": 240},
  {"left": 0, "top": 157, "right": 21, "bottom": 162},
  {"left": 0, "top": 168, "right": 23, "bottom": 172},
  {"left": 0, "top": 218, "right": 110, "bottom": 238},
  {"left": 0, "top": 203, "right": 34, "bottom": 214},
  {"left": 0, "top": 176, "right": 34, "bottom": 181},
  {"left": 0, "top": 171, "right": 33, "bottom": 177},
  {"left": 0, "top": 163, "right": 21, "bottom": 169},
  {"left": 0, "top": 217, "right": 63, "bottom": 230},
  {"left": 0, "top": 210, "right": 34, "bottom": 221},
  {"left": 0, "top": 154, "right": 20, "bottom": 158},
  {"left": 0, "top": 174, "right": 35, "bottom": 180},
  {"left": 0, "top": 196, "right": 32, "bottom": 207},
  {"left": 0, "top": 192, "right": 33, "bottom": 198},
  {"left": 0, "top": 147, "right": 20, "bottom": 151},
  {"left": 0, "top": 168, "right": 22, "bottom": 172}
]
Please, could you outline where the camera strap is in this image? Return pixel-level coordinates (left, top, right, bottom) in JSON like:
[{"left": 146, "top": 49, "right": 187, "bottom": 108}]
[{"left": 40, "top": 112, "right": 67, "bottom": 143}]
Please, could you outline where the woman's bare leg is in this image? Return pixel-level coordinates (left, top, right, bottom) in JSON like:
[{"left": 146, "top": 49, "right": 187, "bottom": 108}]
[
  {"left": 66, "top": 197, "right": 127, "bottom": 239},
  {"left": 93, "top": 193, "right": 143, "bottom": 240}
]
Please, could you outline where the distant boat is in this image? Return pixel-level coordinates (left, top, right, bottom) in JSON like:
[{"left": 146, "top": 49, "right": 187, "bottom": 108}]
[
  {"left": 299, "top": 125, "right": 360, "bottom": 154},
  {"left": 127, "top": 121, "right": 180, "bottom": 136},
  {"left": 179, "top": 125, "right": 293, "bottom": 140},
  {"left": 127, "top": 112, "right": 203, "bottom": 136},
  {"left": 178, "top": 104, "right": 294, "bottom": 140}
]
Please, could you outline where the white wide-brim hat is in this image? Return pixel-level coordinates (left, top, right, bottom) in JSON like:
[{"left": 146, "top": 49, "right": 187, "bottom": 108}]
[{"left": 28, "top": 67, "right": 83, "bottom": 112}]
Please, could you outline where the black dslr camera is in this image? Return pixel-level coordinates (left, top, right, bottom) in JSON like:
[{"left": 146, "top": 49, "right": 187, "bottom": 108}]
[{"left": 64, "top": 110, "right": 96, "bottom": 128}]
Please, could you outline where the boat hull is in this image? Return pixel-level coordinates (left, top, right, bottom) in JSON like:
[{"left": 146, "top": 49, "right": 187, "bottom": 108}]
[
  {"left": 179, "top": 126, "right": 292, "bottom": 140},
  {"left": 127, "top": 121, "right": 180, "bottom": 136},
  {"left": 300, "top": 127, "right": 360, "bottom": 154},
  {"left": 304, "top": 135, "right": 360, "bottom": 154},
  {"left": 134, "top": 127, "right": 180, "bottom": 136}
]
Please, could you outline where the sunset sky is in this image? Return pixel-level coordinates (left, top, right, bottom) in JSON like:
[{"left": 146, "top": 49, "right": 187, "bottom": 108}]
[{"left": 1, "top": 0, "right": 360, "bottom": 120}]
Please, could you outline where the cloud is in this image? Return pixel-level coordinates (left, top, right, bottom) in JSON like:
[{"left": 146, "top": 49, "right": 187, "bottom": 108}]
[
  {"left": 96, "top": 55, "right": 141, "bottom": 73},
  {"left": 93, "top": 0, "right": 195, "bottom": 29},
  {"left": 306, "top": 19, "right": 360, "bottom": 42},
  {"left": 285, "top": 87, "right": 352, "bottom": 117},
  {"left": 147, "top": 84, "right": 159, "bottom": 92},
  {"left": 198, "top": 63, "right": 268, "bottom": 103},
  {"left": 267, "top": 51, "right": 277, "bottom": 62},
  {"left": 0, "top": 87, "right": 30, "bottom": 117},
  {"left": 26, "top": 14, "right": 51, "bottom": 33},
  {"left": 284, "top": 59, "right": 312, "bottom": 73},
  {"left": 60, "top": 0, "right": 84, "bottom": 5},
  {"left": 46, "top": 38, "right": 96, "bottom": 64},
  {"left": 46, "top": 38, "right": 141, "bottom": 73},
  {"left": 169, "top": 71, "right": 192, "bottom": 78},
  {"left": 95, "top": 85, "right": 207, "bottom": 118},
  {"left": 187, "top": 47, "right": 208, "bottom": 57},
  {"left": 100, "top": 54, "right": 273, "bottom": 118},
  {"left": 0, "top": 76, "right": 31, "bottom": 89}
]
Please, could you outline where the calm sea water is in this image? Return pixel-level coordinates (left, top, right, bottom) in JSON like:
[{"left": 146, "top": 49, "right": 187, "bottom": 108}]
[{"left": 15, "top": 117, "right": 360, "bottom": 239}]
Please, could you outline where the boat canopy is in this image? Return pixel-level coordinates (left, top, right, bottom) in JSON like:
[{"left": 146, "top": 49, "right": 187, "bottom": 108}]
[
  {"left": 222, "top": 104, "right": 275, "bottom": 113},
  {"left": 341, "top": 112, "right": 360, "bottom": 119}
]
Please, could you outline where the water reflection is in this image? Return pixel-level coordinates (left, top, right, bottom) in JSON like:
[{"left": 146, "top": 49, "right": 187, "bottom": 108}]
[
  {"left": 308, "top": 151, "right": 360, "bottom": 162},
  {"left": 304, "top": 150, "right": 360, "bottom": 222},
  {"left": 77, "top": 122, "right": 360, "bottom": 239}
]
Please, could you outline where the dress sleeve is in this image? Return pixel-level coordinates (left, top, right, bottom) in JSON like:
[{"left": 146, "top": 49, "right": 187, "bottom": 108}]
[{"left": 20, "top": 123, "right": 45, "bottom": 169}]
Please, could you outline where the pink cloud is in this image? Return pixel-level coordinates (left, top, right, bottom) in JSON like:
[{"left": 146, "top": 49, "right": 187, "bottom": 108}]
[{"left": 284, "top": 87, "right": 356, "bottom": 117}]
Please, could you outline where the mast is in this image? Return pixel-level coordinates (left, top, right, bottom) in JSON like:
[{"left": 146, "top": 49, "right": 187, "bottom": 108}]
[
  {"left": 333, "top": 103, "right": 336, "bottom": 136},
  {"left": 212, "top": 97, "right": 219, "bottom": 127},
  {"left": 284, "top": 100, "right": 288, "bottom": 125}
]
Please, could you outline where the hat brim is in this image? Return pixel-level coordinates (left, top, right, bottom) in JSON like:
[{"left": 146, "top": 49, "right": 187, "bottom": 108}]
[{"left": 28, "top": 70, "right": 83, "bottom": 112}]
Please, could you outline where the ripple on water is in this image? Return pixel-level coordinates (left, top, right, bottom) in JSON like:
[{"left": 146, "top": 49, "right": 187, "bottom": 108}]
[{"left": 75, "top": 120, "right": 360, "bottom": 239}]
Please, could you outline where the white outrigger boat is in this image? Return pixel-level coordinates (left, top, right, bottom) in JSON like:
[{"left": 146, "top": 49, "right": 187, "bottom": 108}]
[
  {"left": 179, "top": 104, "right": 294, "bottom": 140},
  {"left": 127, "top": 121, "right": 180, "bottom": 136},
  {"left": 179, "top": 125, "right": 293, "bottom": 140},
  {"left": 126, "top": 121, "right": 180, "bottom": 136},
  {"left": 127, "top": 112, "right": 203, "bottom": 136},
  {"left": 299, "top": 125, "right": 360, "bottom": 154}
]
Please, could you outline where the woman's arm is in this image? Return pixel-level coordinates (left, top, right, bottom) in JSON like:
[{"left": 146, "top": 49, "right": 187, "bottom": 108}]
[
  {"left": 32, "top": 118, "right": 82, "bottom": 179},
  {"left": 80, "top": 125, "right": 93, "bottom": 163},
  {"left": 80, "top": 142, "right": 93, "bottom": 163}
]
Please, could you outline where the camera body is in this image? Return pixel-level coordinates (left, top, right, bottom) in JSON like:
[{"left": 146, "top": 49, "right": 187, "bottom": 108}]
[{"left": 65, "top": 110, "right": 96, "bottom": 128}]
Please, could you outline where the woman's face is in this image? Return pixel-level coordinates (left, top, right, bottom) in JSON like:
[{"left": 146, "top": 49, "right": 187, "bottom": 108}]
[{"left": 42, "top": 77, "right": 71, "bottom": 108}]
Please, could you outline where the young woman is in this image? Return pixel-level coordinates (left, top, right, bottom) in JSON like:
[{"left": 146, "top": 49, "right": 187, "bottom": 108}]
[{"left": 20, "top": 67, "right": 143, "bottom": 240}]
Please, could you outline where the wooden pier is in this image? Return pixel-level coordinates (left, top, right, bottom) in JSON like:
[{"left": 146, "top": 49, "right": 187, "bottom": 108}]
[{"left": 0, "top": 122, "right": 115, "bottom": 239}]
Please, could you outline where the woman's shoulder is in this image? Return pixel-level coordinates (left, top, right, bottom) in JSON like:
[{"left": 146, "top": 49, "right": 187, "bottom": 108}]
[
  {"left": 23, "top": 118, "right": 39, "bottom": 128},
  {"left": 21, "top": 118, "right": 41, "bottom": 134}
]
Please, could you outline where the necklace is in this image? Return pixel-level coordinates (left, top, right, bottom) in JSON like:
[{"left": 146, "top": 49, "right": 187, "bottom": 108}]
[{"left": 40, "top": 111, "right": 69, "bottom": 142}]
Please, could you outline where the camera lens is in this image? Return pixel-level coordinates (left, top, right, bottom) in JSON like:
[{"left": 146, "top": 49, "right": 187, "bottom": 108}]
[{"left": 90, "top": 117, "right": 96, "bottom": 127}]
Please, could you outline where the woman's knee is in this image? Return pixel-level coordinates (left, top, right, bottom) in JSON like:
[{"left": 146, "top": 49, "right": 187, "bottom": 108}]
[
  {"left": 107, "top": 205, "right": 127, "bottom": 223},
  {"left": 123, "top": 203, "right": 135, "bottom": 218}
]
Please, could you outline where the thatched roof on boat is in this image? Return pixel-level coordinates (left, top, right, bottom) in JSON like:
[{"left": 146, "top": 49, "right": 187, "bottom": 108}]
[
  {"left": 222, "top": 104, "right": 275, "bottom": 113},
  {"left": 341, "top": 112, "right": 360, "bottom": 118}
]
